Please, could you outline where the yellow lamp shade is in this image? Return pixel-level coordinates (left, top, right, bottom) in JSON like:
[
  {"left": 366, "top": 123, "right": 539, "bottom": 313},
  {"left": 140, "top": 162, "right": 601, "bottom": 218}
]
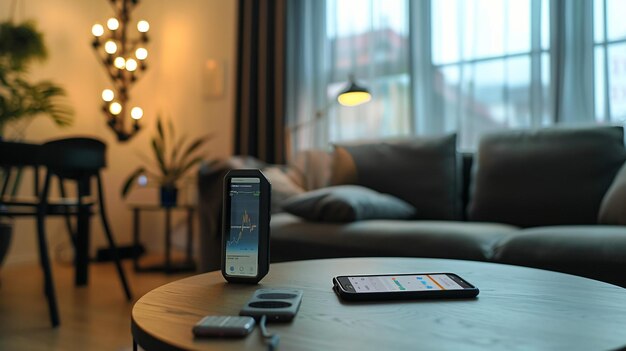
[
  {"left": 338, "top": 90, "right": 372, "bottom": 107},
  {"left": 336, "top": 76, "right": 371, "bottom": 107}
]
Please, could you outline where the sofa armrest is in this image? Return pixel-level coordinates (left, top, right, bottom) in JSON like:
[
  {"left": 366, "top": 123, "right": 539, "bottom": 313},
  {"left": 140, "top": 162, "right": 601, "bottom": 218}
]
[{"left": 197, "top": 156, "right": 266, "bottom": 272}]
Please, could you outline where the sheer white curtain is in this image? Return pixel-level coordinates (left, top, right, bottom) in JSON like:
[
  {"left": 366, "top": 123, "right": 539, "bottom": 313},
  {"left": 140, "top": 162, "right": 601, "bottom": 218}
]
[
  {"left": 419, "top": 0, "right": 552, "bottom": 150},
  {"left": 285, "top": 0, "right": 328, "bottom": 159},
  {"left": 286, "top": 0, "right": 410, "bottom": 156},
  {"left": 285, "top": 0, "right": 617, "bottom": 155},
  {"left": 594, "top": 0, "right": 626, "bottom": 124}
]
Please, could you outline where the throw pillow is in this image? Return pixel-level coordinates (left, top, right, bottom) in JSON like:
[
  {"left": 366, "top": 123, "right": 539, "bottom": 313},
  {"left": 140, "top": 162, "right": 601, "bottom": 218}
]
[
  {"left": 468, "top": 126, "right": 626, "bottom": 227},
  {"left": 282, "top": 185, "right": 417, "bottom": 223},
  {"left": 329, "top": 134, "right": 461, "bottom": 220},
  {"left": 598, "top": 161, "right": 626, "bottom": 225},
  {"left": 262, "top": 166, "right": 306, "bottom": 213}
]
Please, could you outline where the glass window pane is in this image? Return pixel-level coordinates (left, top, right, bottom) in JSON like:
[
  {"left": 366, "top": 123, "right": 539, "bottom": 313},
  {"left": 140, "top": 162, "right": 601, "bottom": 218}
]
[
  {"left": 328, "top": 73, "right": 411, "bottom": 143},
  {"left": 506, "top": 56, "right": 531, "bottom": 128},
  {"left": 440, "top": 65, "right": 462, "bottom": 133},
  {"left": 506, "top": 0, "right": 531, "bottom": 54},
  {"left": 541, "top": 0, "right": 550, "bottom": 50},
  {"left": 608, "top": 43, "right": 626, "bottom": 123},
  {"left": 328, "top": 0, "right": 409, "bottom": 81},
  {"left": 470, "top": 0, "right": 505, "bottom": 59},
  {"left": 456, "top": 60, "right": 505, "bottom": 149},
  {"left": 541, "top": 53, "right": 551, "bottom": 125},
  {"left": 607, "top": 0, "right": 626, "bottom": 41},
  {"left": 594, "top": 0, "right": 605, "bottom": 43},
  {"left": 432, "top": 0, "right": 460, "bottom": 64},
  {"left": 595, "top": 46, "right": 606, "bottom": 122}
]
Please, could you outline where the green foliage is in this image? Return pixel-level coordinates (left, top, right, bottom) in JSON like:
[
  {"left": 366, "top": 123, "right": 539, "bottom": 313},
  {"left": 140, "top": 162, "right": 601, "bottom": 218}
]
[
  {"left": 0, "top": 20, "right": 73, "bottom": 136},
  {"left": 0, "top": 21, "right": 47, "bottom": 71},
  {"left": 121, "top": 114, "right": 213, "bottom": 198}
]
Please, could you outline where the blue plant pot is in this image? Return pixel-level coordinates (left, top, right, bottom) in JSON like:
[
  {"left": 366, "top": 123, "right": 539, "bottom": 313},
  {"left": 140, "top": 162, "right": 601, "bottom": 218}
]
[{"left": 160, "top": 186, "right": 178, "bottom": 208}]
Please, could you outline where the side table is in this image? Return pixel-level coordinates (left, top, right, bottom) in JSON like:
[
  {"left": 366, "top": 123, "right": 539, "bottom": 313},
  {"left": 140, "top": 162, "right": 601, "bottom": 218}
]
[
  {"left": 131, "top": 258, "right": 626, "bottom": 350},
  {"left": 130, "top": 204, "right": 196, "bottom": 273}
]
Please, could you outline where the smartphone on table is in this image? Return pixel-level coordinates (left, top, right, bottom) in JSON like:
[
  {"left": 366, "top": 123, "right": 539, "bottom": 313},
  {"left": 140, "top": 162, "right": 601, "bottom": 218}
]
[{"left": 333, "top": 273, "right": 479, "bottom": 301}]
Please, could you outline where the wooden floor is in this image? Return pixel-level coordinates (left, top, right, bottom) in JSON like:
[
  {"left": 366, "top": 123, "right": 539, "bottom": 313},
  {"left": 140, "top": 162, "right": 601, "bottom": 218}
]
[{"left": 0, "top": 258, "right": 194, "bottom": 351}]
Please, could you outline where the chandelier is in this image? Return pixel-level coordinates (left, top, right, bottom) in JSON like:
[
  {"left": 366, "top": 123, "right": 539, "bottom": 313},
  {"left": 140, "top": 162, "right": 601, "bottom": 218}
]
[{"left": 91, "top": 0, "right": 150, "bottom": 142}]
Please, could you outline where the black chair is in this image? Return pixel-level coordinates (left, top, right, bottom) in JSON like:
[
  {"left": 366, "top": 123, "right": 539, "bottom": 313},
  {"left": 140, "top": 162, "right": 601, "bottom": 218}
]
[{"left": 0, "top": 137, "right": 132, "bottom": 327}]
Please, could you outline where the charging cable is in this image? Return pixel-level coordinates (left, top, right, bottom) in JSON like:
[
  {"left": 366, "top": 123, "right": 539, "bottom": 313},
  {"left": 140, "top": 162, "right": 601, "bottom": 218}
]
[{"left": 259, "top": 315, "right": 280, "bottom": 350}]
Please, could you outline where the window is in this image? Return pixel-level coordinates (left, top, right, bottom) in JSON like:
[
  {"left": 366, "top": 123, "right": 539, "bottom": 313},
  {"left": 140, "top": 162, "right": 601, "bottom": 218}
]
[
  {"left": 429, "top": 0, "right": 550, "bottom": 149},
  {"left": 325, "top": 0, "right": 411, "bottom": 144},
  {"left": 594, "top": 0, "right": 626, "bottom": 123},
  {"left": 286, "top": 0, "right": 617, "bottom": 154}
]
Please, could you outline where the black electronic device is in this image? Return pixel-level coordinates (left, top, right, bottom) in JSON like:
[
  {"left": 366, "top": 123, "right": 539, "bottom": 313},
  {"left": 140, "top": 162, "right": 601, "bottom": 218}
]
[
  {"left": 239, "top": 288, "right": 303, "bottom": 322},
  {"left": 192, "top": 315, "right": 256, "bottom": 337},
  {"left": 221, "top": 169, "right": 271, "bottom": 284},
  {"left": 333, "top": 273, "right": 479, "bottom": 301}
]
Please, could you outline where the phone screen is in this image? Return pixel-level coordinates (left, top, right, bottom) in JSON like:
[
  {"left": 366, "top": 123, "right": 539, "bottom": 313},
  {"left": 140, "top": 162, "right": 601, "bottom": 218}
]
[
  {"left": 345, "top": 274, "right": 471, "bottom": 293},
  {"left": 225, "top": 177, "right": 261, "bottom": 277}
]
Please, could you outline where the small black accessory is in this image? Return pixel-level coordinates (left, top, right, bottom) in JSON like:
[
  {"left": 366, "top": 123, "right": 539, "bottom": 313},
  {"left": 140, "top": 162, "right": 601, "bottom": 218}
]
[
  {"left": 192, "top": 315, "right": 255, "bottom": 337},
  {"left": 240, "top": 288, "right": 304, "bottom": 351},
  {"left": 239, "top": 288, "right": 303, "bottom": 322}
]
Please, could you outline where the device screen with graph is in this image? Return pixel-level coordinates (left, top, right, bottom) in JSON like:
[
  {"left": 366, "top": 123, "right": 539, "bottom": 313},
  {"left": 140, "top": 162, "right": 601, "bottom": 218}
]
[{"left": 221, "top": 170, "right": 271, "bottom": 283}]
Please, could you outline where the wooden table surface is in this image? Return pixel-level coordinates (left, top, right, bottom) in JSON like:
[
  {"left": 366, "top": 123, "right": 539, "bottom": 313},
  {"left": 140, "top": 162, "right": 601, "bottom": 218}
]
[{"left": 131, "top": 258, "right": 626, "bottom": 351}]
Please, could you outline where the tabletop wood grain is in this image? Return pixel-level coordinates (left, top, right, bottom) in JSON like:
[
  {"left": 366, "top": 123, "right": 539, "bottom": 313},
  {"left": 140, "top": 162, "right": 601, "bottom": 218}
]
[{"left": 131, "top": 258, "right": 626, "bottom": 351}]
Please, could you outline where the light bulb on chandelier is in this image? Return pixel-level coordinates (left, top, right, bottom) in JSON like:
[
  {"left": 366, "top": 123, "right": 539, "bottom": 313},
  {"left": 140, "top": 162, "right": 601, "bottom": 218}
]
[
  {"left": 102, "top": 89, "right": 114, "bottom": 102},
  {"left": 91, "top": 0, "right": 151, "bottom": 141},
  {"left": 131, "top": 107, "right": 143, "bottom": 120}
]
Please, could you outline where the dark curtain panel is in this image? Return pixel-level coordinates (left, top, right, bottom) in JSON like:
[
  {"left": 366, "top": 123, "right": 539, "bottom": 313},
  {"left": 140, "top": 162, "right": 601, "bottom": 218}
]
[{"left": 235, "top": 0, "right": 287, "bottom": 164}]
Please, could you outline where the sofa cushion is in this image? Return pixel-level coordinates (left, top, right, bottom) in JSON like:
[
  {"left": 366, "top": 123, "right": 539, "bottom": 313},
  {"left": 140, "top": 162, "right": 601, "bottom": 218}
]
[
  {"left": 492, "top": 226, "right": 626, "bottom": 287},
  {"left": 262, "top": 166, "right": 306, "bottom": 213},
  {"left": 283, "top": 185, "right": 417, "bottom": 222},
  {"left": 269, "top": 213, "right": 517, "bottom": 262},
  {"left": 598, "top": 161, "right": 626, "bottom": 225},
  {"left": 468, "top": 126, "right": 626, "bottom": 227},
  {"left": 329, "top": 134, "right": 461, "bottom": 220},
  {"left": 289, "top": 149, "right": 333, "bottom": 191}
]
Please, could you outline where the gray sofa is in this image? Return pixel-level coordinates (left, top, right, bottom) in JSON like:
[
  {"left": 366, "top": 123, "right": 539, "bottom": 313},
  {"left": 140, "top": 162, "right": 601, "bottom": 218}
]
[{"left": 198, "top": 126, "right": 626, "bottom": 288}]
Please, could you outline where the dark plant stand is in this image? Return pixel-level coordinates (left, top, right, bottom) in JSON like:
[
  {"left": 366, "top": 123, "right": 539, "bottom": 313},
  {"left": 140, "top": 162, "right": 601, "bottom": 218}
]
[{"left": 130, "top": 204, "right": 196, "bottom": 274}]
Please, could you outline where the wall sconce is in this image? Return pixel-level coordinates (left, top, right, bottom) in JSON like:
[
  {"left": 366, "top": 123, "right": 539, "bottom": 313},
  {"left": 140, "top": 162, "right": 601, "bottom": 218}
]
[{"left": 91, "top": 0, "right": 150, "bottom": 142}]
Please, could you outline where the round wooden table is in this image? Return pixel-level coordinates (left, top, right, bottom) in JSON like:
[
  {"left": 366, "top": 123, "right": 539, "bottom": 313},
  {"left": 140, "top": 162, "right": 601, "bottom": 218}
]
[{"left": 131, "top": 258, "right": 626, "bottom": 350}]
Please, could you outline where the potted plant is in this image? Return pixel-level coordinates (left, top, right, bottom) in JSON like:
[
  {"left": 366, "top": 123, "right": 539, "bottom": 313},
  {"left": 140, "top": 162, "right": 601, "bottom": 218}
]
[
  {"left": 0, "top": 20, "right": 73, "bottom": 139},
  {"left": 121, "top": 115, "right": 212, "bottom": 207},
  {"left": 0, "top": 20, "right": 73, "bottom": 267}
]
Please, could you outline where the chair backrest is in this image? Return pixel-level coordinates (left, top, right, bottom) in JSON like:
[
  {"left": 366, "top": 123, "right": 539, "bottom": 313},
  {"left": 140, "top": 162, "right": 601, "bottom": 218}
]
[{"left": 41, "top": 138, "right": 106, "bottom": 179}]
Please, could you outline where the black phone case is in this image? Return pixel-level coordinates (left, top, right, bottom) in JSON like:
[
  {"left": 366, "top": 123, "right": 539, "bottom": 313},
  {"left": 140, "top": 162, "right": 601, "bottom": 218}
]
[
  {"left": 221, "top": 169, "right": 271, "bottom": 284},
  {"left": 332, "top": 273, "right": 479, "bottom": 301},
  {"left": 240, "top": 288, "right": 303, "bottom": 322}
]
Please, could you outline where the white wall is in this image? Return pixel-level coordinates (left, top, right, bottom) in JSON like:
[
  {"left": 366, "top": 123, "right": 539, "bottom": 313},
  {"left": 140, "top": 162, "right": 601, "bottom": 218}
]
[{"left": 2, "top": 0, "right": 237, "bottom": 265}]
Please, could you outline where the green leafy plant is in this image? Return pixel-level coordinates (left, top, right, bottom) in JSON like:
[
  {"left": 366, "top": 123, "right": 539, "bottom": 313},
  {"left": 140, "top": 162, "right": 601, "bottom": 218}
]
[
  {"left": 0, "top": 20, "right": 73, "bottom": 137},
  {"left": 121, "top": 115, "right": 213, "bottom": 198}
]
